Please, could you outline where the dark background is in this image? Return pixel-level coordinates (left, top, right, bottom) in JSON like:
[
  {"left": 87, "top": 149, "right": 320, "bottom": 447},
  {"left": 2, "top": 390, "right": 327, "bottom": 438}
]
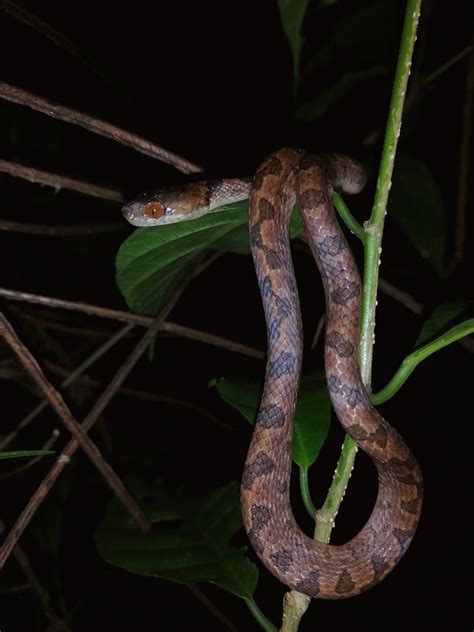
[{"left": 0, "top": 1, "right": 472, "bottom": 630}]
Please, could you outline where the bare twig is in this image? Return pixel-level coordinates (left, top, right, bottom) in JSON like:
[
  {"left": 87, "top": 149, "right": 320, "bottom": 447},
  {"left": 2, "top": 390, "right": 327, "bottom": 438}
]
[
  {"left": 0, "top": 81, "right": 202, "bottom": 174},
  {"left": 377, "top": 277, "right": 423, "bottom": 314},
  {"left": 0, "top": 159, "right": 123, "bottom": 202},
  {"left": 0, "top": 218, "right": 124, "bottom": 236},
  {"left": 0, "top": 287, "right": 264, "bottom": 359},
  {"left": 0, "top": 287, "right": 184, "bottom": 569},
  {"left": 1, "top": 0, "right": 112, "bottom": 88},
  {"left": 0, "top": 313, "right": 150, "bottom": 570},
  {"left": 187, "top": 585, "right": 238, "bottom": 632},
  {"left": 193, "top": 251, "right": 223, "bottom": 277},
  {"left": 0, "top": 324, "right": 135, "bottom": 450},
  {"left": 12, "top": 545, "right": 72, "bottom": 632},
  {"left": 424, "top": 44, "right": 473, "bottom": 85},
  {"left": 20, "top": 312, "right": 117, "bottom": 339},
  {"left": 310, "top": 313, "right": 325, "bottom": 350},
  {"left": 44, "top": 359, "right": 234, "bottom": 430},
  {"left": 362, "top": 45, "right": 473, "bottom": 147}
]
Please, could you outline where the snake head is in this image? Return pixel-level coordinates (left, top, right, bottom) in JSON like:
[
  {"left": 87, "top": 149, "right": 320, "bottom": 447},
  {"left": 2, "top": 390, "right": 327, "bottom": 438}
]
[{"left": 122, "top": 182, "right": 212, "bottom": 227}]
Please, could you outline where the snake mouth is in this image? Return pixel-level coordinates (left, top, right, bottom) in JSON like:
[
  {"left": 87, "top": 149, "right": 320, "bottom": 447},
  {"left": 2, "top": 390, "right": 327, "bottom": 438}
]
[{"left": 121, "top": 201, "right": 141, "bottom": 226}]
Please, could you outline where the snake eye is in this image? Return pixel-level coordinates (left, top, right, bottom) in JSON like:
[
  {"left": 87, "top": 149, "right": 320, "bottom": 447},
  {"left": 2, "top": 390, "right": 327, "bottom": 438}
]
[{"left": 145, "top": 202, "right": 165, "bottom": 219}]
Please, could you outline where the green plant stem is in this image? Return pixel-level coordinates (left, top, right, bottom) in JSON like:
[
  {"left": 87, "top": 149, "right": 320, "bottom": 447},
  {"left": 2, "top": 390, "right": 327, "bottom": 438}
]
[
  {"left": 299, "top": 467, "right": 316, "bottom": 518},
  {"left": 245, "top": 597, "right": 278, "bottom": 632},
  {"left": 313, "top": 434, "right": 357, "bottom": 542},
  {"left": 360, "top": 0, "right": 422, "bottom": 383},
  {"left": 281, "top": 2, "right": 422, "bottom": 629},
  {"left": 317, "top": 0, "right": 422, "bottom": 535},
  {"left": 320, "top": 0, "right": 422, "bottom": 542},
  {"left": 333, "top": 192, "right": 364, "bottom": 239},
  {"left": 371, "top": 318, "right": 474, "bottom": 405}
]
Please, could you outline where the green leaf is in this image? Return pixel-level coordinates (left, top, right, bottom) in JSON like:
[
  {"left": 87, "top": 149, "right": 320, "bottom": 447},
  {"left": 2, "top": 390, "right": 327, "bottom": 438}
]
[
  {"left": 0, "top": 450, "right": 54, "bottom": 460},
  {"left": 95, "top": 479, "right": 258, "bottom": 600},
  {"left": 277, "top": 0, "right": 310, "bottom": 90},
  {"left": 389, "top": 154, "right": 445, "bottom": 274},
  {"left": 416, "top": 301, "right": 474, "bottom": 346},
  {"left": 211, "top": 371, "right": 331, "bottom": 469},
  {"left": 116, "top": 203, "right": 247, "bottom": 314},
  {"left": 117, "top": 201, "right": 305, "bottom": 308}
]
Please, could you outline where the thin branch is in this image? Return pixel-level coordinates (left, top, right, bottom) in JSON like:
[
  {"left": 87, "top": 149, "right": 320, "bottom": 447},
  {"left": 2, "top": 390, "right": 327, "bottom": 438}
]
[
  {"left": 424, "top": 44, "right": 473, "bottom": 85},
  {"left": 0, "top": 287, "right": 264, "bottom": 359},
  {"left": 160, "top": 321, "right": 264, "bottom": 359},
  {"left": 0, "top": 81, "right": 202, "bottom": 174},
  {"left": 187, "top": 585, "right": 238, "bottom": 632},
  {"left": 0, "top": 218, "right": 124, "bottom": 236},
  {"left": 310, "top": 313, "right": 325, "bottom": 350},
  {"left": 12, "top": 545, "right": 72, "bottom": 632},
  {"left": 20, "top": 312, "right": 117, "bottom": 339},
  {"left": 0, "top": 159, "right": 123, "bottom": 202},
  {"left": 377, "top": 277, "right": 423, "bottom": 314},
  {"left": 0, "top": 323, "right": 135, "bottom": 450},
  {"left": 44, "top": 359, "right": 234, "bottom": 431},
  {"left": 193, "top": 251, "right": 223, "bottom": 277},
  {"left": 0, "top": 315, "right": 150, "bottom": 570},
  {"left": 0, "top": 286, "right": 184, "bottom": 570},
  {"left": 1, "top": 0, "right": 113, "bottom": 87},
  {"left": 363, "top": 45, "right": 472, "bottom": 147}
]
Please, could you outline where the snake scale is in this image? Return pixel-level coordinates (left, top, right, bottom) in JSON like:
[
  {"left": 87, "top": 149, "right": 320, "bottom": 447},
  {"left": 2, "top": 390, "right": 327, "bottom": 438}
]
[{"left": 123, "top": 148, "right": 423, "bottom": 598}]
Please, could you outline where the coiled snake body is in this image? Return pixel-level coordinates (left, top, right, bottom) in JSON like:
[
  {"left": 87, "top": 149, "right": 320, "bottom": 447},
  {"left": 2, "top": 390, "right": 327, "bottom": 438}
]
[{"left": 123, "top": 148, "right": 423, "bottom": 599}]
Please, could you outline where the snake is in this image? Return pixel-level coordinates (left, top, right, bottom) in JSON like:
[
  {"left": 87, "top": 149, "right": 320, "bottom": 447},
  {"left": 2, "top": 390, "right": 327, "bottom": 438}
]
[{"left": 122, "top": 148, "right": 423, "bottom": 599}]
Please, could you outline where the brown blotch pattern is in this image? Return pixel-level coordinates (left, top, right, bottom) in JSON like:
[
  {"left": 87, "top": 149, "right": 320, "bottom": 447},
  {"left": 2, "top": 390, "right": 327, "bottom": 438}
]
[
  {"left": 251, "top": 504, "right": 273, "bottom": 529},
  {"left": 258, "top": 404, "right": 286, "bottom": 429},
  {"left": 401, "top": 498, "right": 420, "bottom": 514},
  {"left": 296, "top": 570, "right": 320, "bottom": 596},
  {"left": 242, "top": 451, "right": 275, "bottom": 489},
  {"left": 321, "top": 260, "right": 343, "bottom": 282},
  {"left": 258, "top": 197, "right": 276, "bottom": 219},
  {"left": 349, "top": 423, "right": 388, "bottom": 448},
  {"left": 398, "top": 473, "right": 423, "bottom": 500},
  {"left": 270, "top": 549, "right": 293, "bottom": 573},
  {"left": 335, "top": 569, "right": 355, "bottom": 594},
  {"left": 298, "top": 187, "right": 326, "bottom": 209},
  {"left": 327, "top": 374, "right": 364, "bottom": 408},
  {"left": 253, "top": 156, "right": 283, "bottom": 190},
  {"left": 269, "top": 351, "right": 296, "bottom": 379},
  {"left": 330, "top": 280, "right": 360, "bottom": 305},
  {"left": 326, "top": 330, "right": 355, "bottom": 357},
  {"left": 318, "top": 234, "right": 343, "bottom": 257}
]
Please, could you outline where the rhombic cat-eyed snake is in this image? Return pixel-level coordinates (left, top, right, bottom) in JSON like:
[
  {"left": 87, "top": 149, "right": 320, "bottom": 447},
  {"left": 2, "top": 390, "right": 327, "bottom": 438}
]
[{"left": 123, "top": 148, "right": 422, "bottom": 598}]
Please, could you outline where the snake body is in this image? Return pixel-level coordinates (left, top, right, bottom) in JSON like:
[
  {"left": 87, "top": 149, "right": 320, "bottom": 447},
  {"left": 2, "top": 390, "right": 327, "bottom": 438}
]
[{"left": 123, "top": 148, "right": 423, "bottom": 599}]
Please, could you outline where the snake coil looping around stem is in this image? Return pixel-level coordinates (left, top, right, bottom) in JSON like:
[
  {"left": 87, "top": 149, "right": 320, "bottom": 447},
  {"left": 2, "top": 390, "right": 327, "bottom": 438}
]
[
  {"left": 241, "top": 148, "right": 422, "bottom": 599},
  {"left": 122, "top": 148, "right": 423, "bottom": 599}
]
